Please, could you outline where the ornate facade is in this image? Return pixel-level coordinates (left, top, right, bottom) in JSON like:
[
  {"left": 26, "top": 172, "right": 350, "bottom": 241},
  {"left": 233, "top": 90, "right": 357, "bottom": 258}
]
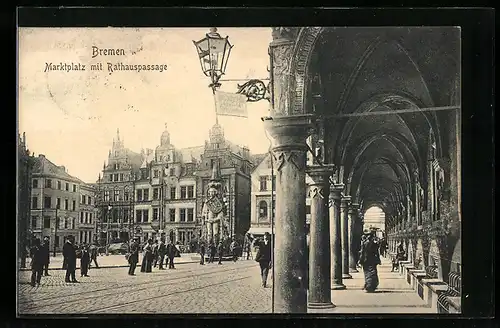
[
  {"left": 264, "top": 27, "right": 461, "bottom": 313},
  {"left": 18, "top": 133, "right": 34, "bottom": 268}
]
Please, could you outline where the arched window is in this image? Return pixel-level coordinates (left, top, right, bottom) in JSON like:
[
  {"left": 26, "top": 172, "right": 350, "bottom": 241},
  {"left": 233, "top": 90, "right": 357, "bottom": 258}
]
[{"left": 258, "top": 201, "right": 268, "bottom": 220}]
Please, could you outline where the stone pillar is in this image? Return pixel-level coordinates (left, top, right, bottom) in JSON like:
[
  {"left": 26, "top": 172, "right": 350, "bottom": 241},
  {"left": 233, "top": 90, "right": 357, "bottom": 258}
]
[
  {"left": 329, "top": 184, "right": 346, "bottom": 290},
  {"left": 340, "top": 195, "right": 352, "bottom": 279},
  {"left": 348, "top": 203, "right": 359, "bottom": 273},
  {"left": 263, "top": 115, "right": 313, "bottom": 313},
  {"left": 306, "top": 165, "right": 335, "bottom": 309}
]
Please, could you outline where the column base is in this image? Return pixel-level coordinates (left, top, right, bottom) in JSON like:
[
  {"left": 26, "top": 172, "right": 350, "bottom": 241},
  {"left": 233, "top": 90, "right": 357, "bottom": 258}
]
[
  {"left": 349, "top": 268, "right": 359, "bottom": 273},
  {"left": 331, "top": 283, "right": 346, "bottom": 290},
  {"left": 342, "top": 273, "right": 353, "bottom": 279},
  {"left": 307, "top": 302, "right": 336, "bottom": 309}
]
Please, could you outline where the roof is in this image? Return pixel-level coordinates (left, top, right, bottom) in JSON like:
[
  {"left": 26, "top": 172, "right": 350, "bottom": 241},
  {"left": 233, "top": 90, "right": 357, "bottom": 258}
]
[
  {"left": 250, "top": 153, "right": 268, "bottom": 167},
  {"left": 140, "top": 150, "right": 156, "bottom": 168},
  {"left": 179, "top": 146, "right": 205, "bottom": 163},
  {"left": 32, "top": 155, "right": 83, "bottom": 183}
]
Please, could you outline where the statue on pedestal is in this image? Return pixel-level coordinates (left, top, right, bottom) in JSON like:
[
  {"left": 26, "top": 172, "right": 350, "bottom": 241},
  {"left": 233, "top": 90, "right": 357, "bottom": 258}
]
[{"left": 201, "top": 159, "right": 228, "bottom": 245}]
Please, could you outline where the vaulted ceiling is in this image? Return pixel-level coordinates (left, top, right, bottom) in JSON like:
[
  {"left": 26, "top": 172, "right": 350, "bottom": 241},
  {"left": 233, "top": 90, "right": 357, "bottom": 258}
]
[{"left": 308, "top": 27, "right": 460, "bottom": 227}]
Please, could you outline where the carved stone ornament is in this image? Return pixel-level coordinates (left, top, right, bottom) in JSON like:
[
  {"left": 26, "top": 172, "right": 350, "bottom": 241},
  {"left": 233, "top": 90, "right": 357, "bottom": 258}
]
[
  {"left": 274, "top": 150, "right": 305, "bottom": 172},
  {"left": 309, "top": 186, "right": 326, "bottom": 199},
  {"left": 271, "top": 27, "right": 300, "bottom": 41},
  {"left": 271, "top": 44, "right": 293, "bottom": 116}
]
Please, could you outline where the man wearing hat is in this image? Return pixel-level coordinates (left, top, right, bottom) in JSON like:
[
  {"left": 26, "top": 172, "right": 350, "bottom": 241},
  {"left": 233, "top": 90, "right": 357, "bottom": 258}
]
[
  {"left": 358, "top": 229, "right": 381, "bottom": 292},
  {"left": 128, "top": 237, "right": 140, "bottom": 275},
  {"left": 255, "top": 232, "right": 272, "bottom": 288},
  {"left": 63, "top": 235, "right": 78, "bottom": 283}
]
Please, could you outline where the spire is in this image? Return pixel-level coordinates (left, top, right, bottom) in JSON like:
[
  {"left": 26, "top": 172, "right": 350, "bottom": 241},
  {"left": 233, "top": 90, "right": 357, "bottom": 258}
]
[
  {"left": 103, "top": 161, "right": 106, "bottom": 169},
  {"left": 117, "top": 128, "right": 120, "bottom": 141}
]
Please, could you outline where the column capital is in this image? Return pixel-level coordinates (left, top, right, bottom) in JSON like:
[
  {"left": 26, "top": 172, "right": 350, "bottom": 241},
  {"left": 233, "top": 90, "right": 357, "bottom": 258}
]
[
  {"left": 340, "top": 195, "right": 351, "bottom": 207},
  {"left": 264, "top": 115, "right": 314, "bottom": 151},
  {"left": 348, "top": 203, "right": 359, "bottom": 215},
  {"left": 328, "top": 183, "right": 344, "bottom": 200},
  {"left": 306, "top": 164, "right": 335, "bottom": 184}
]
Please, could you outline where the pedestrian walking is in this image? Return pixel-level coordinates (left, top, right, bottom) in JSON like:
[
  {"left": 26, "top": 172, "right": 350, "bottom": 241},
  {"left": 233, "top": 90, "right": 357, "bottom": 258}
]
[
  {"left": 392, "top": 241, "right": 406, "bottom": 272},
  {"left": 41, "top": 236, "right": 51, "bottom": 276},
  {"left": 359, "top": 230, "right": 381, "bottom": 293},
  {"left": 80, "top": 244, "right": 90, "bottom": 277},
  {"left": 255, "top": 232, "right": 272, "bottom": 288},
  {"left": 208, "top": 241, "right": 216, "bottom": 263},
  {"left": 230, "top": 239, "right": 239, "bottom": 262},
  {"left": 63, "top": 235, "right": 78, "bottom": 283},
  {"left": 199, "top": 242, "right": 206, "bottom": 265},
  {"left": 128, "top": 237, "right": 140, "bottom": 275},
  {"left": 29, "top": 238, "right": 44, "bottom": 287},
  {"left": 157, "top": 237, "right": 166, "bottom": 270},
  {"left": 217, "top": 241, "right": 224, "bottom": 265},
  {"left": 89, "top": 243, "right": 99, "bottom": 268},
  {"left": 166, "top": 239, "right": 178, "bottom": 269},
  {"left": 152, "top": 239, "right": 159, "bottom": 268},
  {"left": 140, "top": 239, "right": 153, "bottom": 273}
]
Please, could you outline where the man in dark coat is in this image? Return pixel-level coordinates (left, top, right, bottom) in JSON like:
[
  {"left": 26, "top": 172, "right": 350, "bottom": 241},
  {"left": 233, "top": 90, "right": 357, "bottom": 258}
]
[
  {"left": 166, "top": 239, "right": 178, "bottom": 269},
  {"left": 128, "top": 237, "right": 140, "bottom": 275},
  {"left": 199, "top": 242, "right": 206, "bottom": 265},
  {"left": 255, "top": 232, "right": 272, "bottom": 288},
  {"left": 63, "top": 235, "right": 78, "bottom": 283},
  {"left": 208, "top": 241, "right": 216, "bottom": 264},
  {"left": 30, "top": 238, "right": 44, "bottom": 287},
  {"left": 89, "top": 243, "right": 99, "bottom": 268},
  {"left": 157, "top": 237, "right": 166, "bottom": 270},
  {"left": 217, "top": 241, "right": 224, "bottom": 265},
  {"left": 80, "top": 244, "right": 91, "bottom": 277},
  {"left": 41, "top": 236, "right": 51, "bottom": 276}
]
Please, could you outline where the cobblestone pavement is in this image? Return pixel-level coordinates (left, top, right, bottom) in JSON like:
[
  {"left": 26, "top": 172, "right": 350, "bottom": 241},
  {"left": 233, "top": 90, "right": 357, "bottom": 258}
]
[
  {"left": 18, "top": 259, "right": 272, "bottom": 314},
  {"left": 18, "top": 256, "right": 431, "bottom": 315}
]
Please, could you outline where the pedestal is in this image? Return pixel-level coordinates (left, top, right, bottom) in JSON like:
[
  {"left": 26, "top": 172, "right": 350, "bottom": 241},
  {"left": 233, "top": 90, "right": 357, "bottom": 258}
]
[
  {"left": 306, "top": 165, "right": 335, "bottom": 309},
  {"left": 341, "top": 196, "right": 352, "bottom": 279},
  {"left": 329, "top": 184, "right": 346, "bottom": 290},
  {"left": 264, "top": 115, "right": 313, "bottom": 313}
]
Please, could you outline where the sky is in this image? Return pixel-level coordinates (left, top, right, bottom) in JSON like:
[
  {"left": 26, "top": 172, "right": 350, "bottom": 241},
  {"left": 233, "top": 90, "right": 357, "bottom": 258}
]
[{"left": 18, "top": 27, "right": 273, "bottom": 183}]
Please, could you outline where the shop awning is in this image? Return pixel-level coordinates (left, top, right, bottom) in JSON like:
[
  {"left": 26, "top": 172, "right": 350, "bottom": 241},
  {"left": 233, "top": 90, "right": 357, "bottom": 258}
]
[{"left": 247, "top": 227, "right": 273, "bottom": 235}]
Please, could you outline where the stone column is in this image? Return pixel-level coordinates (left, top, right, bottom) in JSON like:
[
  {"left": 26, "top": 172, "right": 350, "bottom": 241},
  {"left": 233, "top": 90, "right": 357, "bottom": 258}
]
[
  {"left": 306, "top": 165, "right": 335, "bottom": 309},
  {"left": 329, "top": 184, "right": 346, "bottom": 290},
  {"left": 263, "top": 115, "right": 313, "bottom": 313},
  {"left": 340, "top": 195, "right": 352, "bottom": 279},
  {"left": 348, "top": 203, "right": 359, "bottom": 273}
]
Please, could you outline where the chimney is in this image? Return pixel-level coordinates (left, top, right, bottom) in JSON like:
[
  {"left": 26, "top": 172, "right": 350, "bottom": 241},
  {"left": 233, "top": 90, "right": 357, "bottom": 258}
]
[
  {"left": 39, "top": 154, "right": 45, "bottom": 158},
  {"left": 59, "top": 166, "right": 66, "bottom": 172}
]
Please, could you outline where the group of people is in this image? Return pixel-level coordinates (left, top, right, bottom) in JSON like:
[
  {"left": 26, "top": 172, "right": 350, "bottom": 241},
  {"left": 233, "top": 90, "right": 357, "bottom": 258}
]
[
  {"left": 126, "top": 237, "right": 180, "bottom": 275},
  {"left": 28, "top": 235, "right": 99, "bottom": 287}
]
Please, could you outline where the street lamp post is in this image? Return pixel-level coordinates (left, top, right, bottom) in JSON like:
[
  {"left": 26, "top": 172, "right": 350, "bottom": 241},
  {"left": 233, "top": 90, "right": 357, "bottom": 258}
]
[{"left": 53, "top": 204, "right": 60, "bottom": 257}]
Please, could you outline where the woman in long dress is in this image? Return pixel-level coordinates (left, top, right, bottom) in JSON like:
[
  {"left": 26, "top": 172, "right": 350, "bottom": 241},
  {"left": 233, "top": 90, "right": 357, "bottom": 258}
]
[{"left": 359, "top": 230, "right": 381, "bottom": 293}]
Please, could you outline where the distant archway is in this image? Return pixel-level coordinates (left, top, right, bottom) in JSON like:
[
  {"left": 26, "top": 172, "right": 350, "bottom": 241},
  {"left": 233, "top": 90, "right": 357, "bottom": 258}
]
[{"left": 363, "top": 206, "right": 386, "bottom": 232}]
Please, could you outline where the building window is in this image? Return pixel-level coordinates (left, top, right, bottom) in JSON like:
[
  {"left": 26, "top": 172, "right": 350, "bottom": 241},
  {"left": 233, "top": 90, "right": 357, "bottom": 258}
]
[
  {"left": 180, "top": 209, "right": 186, "bottom": 222},
  {"left": 44, "top": 196, "right": 51, "bottom": 209},
  {"left": 32, "top": 179, "right": 38, "bottom": 188},
  {"left": 90, "top": 212, "right": 93, "bottom": 224},
  {"left": 114, "top": 174, "right": 119, "bottom": 182},
  {"left": 56, "top": 198, "right": 61, "bottom": 209},
  {"left": 258, "top": 201, "right": 268, "bottom": 220},
  {"left": 45, "top": 179, "right": 52, "bottom": 188},
  {"left": 187, "top": 208, "right": 194, "bottom": 222},
  {"left": 73, "top": 185, "right": 77, "bottom": 192},
  {"left": 153, "top": 188, "right": 159, "bottom": 200},
  {"left": 57, "top": 181, "right": 62, "bottom": 190},
  {"left": 136, "top": 210, "right": 142, "bottom": 223},
  {"left": 187, "top": 186, "right": 194, "bottom": 198},
  {"left": 80, "top": 212, "right": 84, "bottom": 223},
  {"left": 114, "top": 190, "right": 120, "bottom": 201},
  {"left": 169, "top": 209, "right": 176, "bottom": 222},
  {"left": 142, "top": 209, "right": 149, "bottom": 223},
  {"left": 88, "top": 196, "right": 92, "bottom": 205},
  {"left": 120, "top": 173, "right": 124, "bottom": 181},
  {"left": 259, "top": 176, "right": 267, "bottom": 191},
  {"left": 72, "top": 200, "right": 76, "bottom": 211},
  {"left": 143, "top": 189, "right": 149, "bottom": 201},
  {"left": 180, "top": 186, "right": 187, "bottom": 199},
  {"left": 43, "top": 217, "right": 51, "bottom": 229},
  {"left": 170, "top": 187, "right": 176, "bottom": 199},
  {"left": 82, "top": 195, "right": 86, "bottom": 204},
  {"left": 65, "top": 183, "right": 69, "bottom": 191},
  {"left": 64, "top": 218, "right": 69, "bottom": 229},
  {"left": 31, "top": 216, "right": 37, "bottom": 229},
  {"left": 124, "top": 192, "right": 129, "bottom": 201},
  {"left": 179, "top": 231, "right": 186, "bottom": 244},
  {"left": 31, "top": 197, "right": 38, "bottom": 209},
  {"left": 153, "top": 208, "right": 159, "bottom": 221},
  {"left": 104, "top": 191, "right": 110, "bottom": 202},
  {"left": 64, "top": 199, "right": 69, "bottom": 210},
  {"left": 109, "top": 174, "right": 113, "bottom": 182},
  {"left": 170, "top": 168, "right": 175, "bottom": 176},
  {"left": 137, "top": 190, "right": 143, "bottom": 202},
  {"left": 114, "top": 163, "right": 118, "bottom": 170},
  {"left": 154, "top": 170, "right": 159, "bottom": 178}
]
